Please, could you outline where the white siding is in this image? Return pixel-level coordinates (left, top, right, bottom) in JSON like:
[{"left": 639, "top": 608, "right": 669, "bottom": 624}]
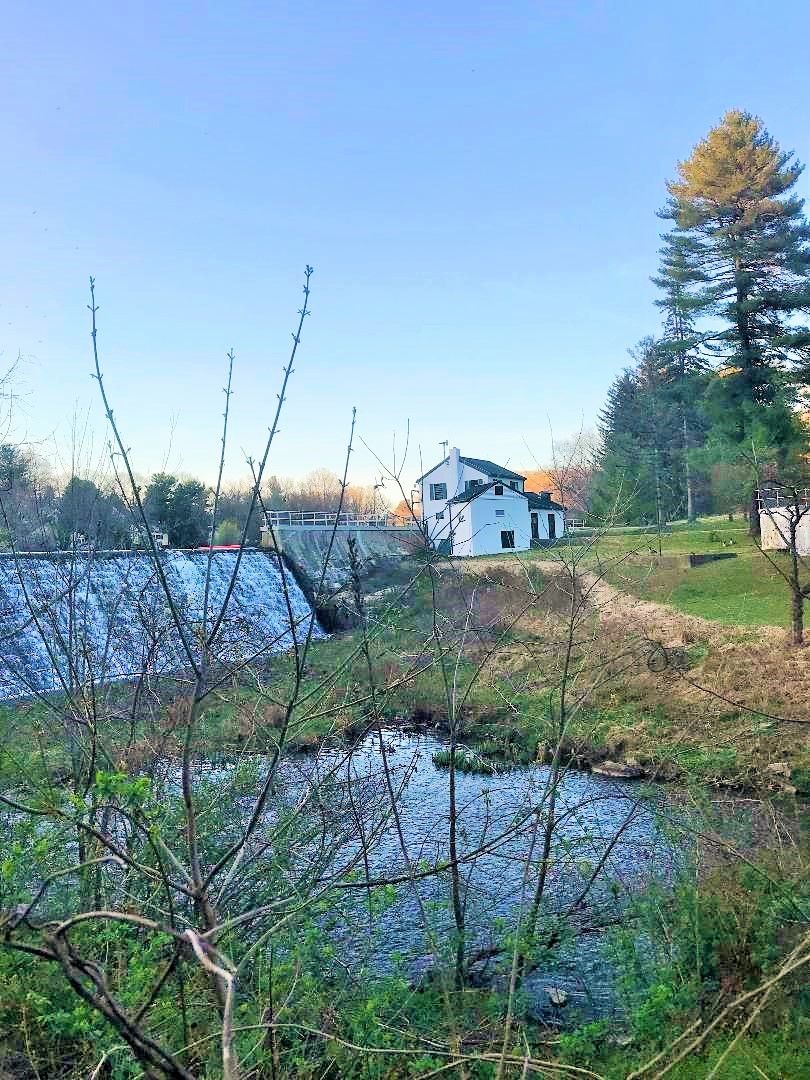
[
  {"left": 451, "top": 488, "right": 531, "bottom": 557},
  {"left": 449, "top": 500, "right": 474, "bottom": 555},
  {"left": 760, "top": 508, "right": 810, "bottom": 555},
  {"left": 528, "top": 507, "right": 566, "bottom": 542},
  {"left": 418, "top": 449, "right": 530, "bottom": 555},
  {"left": 420, "top": 453, "right": 489, "bottom": 545}
]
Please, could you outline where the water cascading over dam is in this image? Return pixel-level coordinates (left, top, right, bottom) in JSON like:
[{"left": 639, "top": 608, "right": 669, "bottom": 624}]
[{"left": 0, "top": 550, "right": 320, "bottom": 699}]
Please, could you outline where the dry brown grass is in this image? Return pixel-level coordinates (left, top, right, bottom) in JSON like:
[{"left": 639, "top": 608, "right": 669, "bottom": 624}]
[{"left": 462, "top": 557, "right": 810, "bottom": 783}]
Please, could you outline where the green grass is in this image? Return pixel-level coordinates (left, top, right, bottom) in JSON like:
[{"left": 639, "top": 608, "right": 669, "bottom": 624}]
[
  {"left": 562, "top": 516, "right": 806, "bottom": 629},
  {"left": 577, "top": 515, "right": 749, "bottom": 556},
  {"left": 674, "top": 745, "right": 740, "bottom": 780},
  {"left": 471, "top": 517, "right": 804, "bottom": 627},
  {"left": 668, "top": 558, "right": 797, "bottom": 626},
  {"left": 413, "top": 517, "right": 803, "bottom": 630},
  {"left": 431, "top": 747, "right": 516, "bottom": 773},
  {"left": 614, "top": 548, "right": 809, "bottom": 628},
  {"left": 589, "top": 1019, "right": 810, "bottom": 1079}
]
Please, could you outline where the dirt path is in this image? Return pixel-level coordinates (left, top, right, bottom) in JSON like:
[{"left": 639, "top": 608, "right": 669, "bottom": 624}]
[
  {"left": 463, "top": 555, "right": 786, "bottom": 648},
  {"left": 462, "top": 554, "right": 810, "bottom": 778}
]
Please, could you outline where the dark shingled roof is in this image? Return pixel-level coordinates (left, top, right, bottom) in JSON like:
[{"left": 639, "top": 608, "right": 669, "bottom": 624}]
[
  {"left": 416, "top": 455, "right": 526, "bottom": 484},
  {"left": 458, "top": 456, "right": 526, "bottom": 482},
  {"left": 526, "top": 491, "right": 566, "bottom": 512},
  {"left": 449, "top": 481, "right": 528, "bottom": 505}
]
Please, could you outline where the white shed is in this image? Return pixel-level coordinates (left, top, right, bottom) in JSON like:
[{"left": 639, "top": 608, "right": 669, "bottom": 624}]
[{"left": 760, "top": 506, "right": 810, "bottom": 556}]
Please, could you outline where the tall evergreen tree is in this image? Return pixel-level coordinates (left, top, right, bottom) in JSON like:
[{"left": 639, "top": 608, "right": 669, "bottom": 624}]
[
  {"left": 57, "top": 477, "right": 130, "bottom": 549},
  {"left": 661, "top": 110, "right": 810, "bottom": 456},
  {"left": 143, "top": 473, "right": 210, "bottom": 548},
  {"left": 591, "top": 339, "right": 689, "bottom": 525},
  {"left": 652, "top": 232, "right": 711, "bottom": 520},
  {"left": 590, "top": 368, "right": 648, "bottom": 523}
]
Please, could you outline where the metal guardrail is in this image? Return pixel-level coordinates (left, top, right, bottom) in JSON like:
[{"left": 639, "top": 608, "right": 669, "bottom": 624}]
[
  {"left": 757, "top": 489, "right": 810, "bottom": 511},
  {"left": 263, "top": 510, "right": 419, "bottom": 530}
]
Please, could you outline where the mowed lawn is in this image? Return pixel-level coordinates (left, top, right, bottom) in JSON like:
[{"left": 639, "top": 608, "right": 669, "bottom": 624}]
[
  {"left": 607, "top": 550, "right": 799, "bottom": 627},
  {"left": 502, "top": 516, "right": 808, "bottom": 630},
  {"left": 583, "top": 518, "right": 808, "bottom": 628}
]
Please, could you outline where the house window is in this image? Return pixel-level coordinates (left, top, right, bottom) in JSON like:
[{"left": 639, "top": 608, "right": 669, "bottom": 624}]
[
  {"left": 494, "top": 484, "right": 503, "bottom": 495},
  {"left": 429, "top": 482, "right": 447, "bottom": 501},
  {"left": 500, "top": 530, "right": 515, "bottom": 549},
  {"left": 436, "top": 511, "right": 445, "bottom": 521},
  {"left": 509, "top": 480, "right": 517, "bottom": 489},
  {"left": 495, "top": 509, "right": 505, "bottom": 517},
  {"left": 464, "top": 478, "right": 482, "bottom": 494}
]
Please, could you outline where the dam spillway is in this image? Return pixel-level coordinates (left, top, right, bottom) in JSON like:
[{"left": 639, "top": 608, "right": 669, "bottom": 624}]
[{"left": 0, "top": 549, "right": 320, "bottom": 699}]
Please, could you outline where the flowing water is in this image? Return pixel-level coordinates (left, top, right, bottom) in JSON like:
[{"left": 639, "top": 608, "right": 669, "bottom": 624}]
[
  {"left": 328, "top": 731, "right": 677, "bottom": 1019},
  {"left": 202, "top": 729, "right": 681, "bottom": 1023},
  {"left": 0, "top": 547, "right": 677, "bottom": 1019},
  {"left": 0, "top": 550, "right": 319, "bottom": 698}
]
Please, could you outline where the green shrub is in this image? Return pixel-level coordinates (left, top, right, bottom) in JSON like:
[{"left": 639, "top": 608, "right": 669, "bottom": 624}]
[
  {"left": 559, "top": 1019, "right": 610, "bottom": 1065},
  {"left": 431, "top": 748, "right": 512, "bottom": 773}
]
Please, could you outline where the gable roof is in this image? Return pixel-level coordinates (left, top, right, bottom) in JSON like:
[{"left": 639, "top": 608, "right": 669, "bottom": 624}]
[
  {"left": 459, "top": 456, "right": 525, "bottom": 481},
  {"left": 416, "top": 455, "right": 526, "bottom": 484},
  {"left": 449, "top": 481, "right": 528, "bottom": 505}
]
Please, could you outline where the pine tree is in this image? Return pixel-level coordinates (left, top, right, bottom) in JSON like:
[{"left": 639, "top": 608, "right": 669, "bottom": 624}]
[
  {"left": 661, "top": 110, "right": 810, "bottom": 455},
  {"left": 590, "top": 368, "right": 649, "bottom": 524},
  {"left": 652, "top": 232, "right": 711, "bottom": 520},
  {"left": 657, "top": 110, "right": 810, "bottom": 532},
  {"left": 591, "top": 340, "right": 688, "bottom": 525}
]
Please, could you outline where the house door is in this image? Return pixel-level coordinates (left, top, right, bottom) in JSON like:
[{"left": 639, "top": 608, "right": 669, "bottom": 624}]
[
  {"left": 530, "top": 512, "right": 539, "bottom": 540},
  {"left": 547, "top": 513, "right": 556, "bottom": 540}
]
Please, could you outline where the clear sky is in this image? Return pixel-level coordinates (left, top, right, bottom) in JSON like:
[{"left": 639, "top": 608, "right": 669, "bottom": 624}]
[{"left": 3, "top": 1, "right": 810, "bottom": 491}]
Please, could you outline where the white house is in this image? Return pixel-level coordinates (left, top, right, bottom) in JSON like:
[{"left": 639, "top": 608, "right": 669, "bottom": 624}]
[{"left": 416, "top": 448, "right": 566, "bottom": 556}]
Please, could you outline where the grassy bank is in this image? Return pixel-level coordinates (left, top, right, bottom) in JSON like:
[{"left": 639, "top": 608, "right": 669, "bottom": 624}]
[
  {"left": 569, "top": 516, "right": 807, "bottom": 630},
  {"left": 589, "top": 517, "right": 810, "bottom": 629},
  {"left": 4, "top": 534, "right": 808, "bottom": 795},
  {"left": 1, "top": 550, "right": 809, "bottom": 1079},
  {"left": 187, "top": 543, "right": 810, "bottom": 792},
  {"left": 468, "top": 516, "right": 807, "bottom": 630}
]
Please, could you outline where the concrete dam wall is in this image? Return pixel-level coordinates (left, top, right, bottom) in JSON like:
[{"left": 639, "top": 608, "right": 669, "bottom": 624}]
[
  {"left": 266, "top": 526, "right": 423, "bottom": 587},
  {"left": 0, "top": 550, "right": 319, "bottom": 699}
]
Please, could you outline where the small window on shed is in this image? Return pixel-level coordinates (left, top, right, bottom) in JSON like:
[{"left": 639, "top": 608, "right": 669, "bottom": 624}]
[
  {"left": 500, "top": 530, "right": 515, "bottom": 549},
  {"left": 494, "top": 484, "right": 503, "bottom": 495}
]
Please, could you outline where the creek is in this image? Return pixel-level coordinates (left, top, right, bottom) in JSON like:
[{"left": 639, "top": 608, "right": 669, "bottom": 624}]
[{"left": 197, "top": 728, "right": 683, "bottom": 1024}]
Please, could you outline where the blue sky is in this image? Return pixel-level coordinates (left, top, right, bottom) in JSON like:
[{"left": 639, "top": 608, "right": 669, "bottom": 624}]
[{"left": 3, "top": 2, "right": 810, "bottom": 490}]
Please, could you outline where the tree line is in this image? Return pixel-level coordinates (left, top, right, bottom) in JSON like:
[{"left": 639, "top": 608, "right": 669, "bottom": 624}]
[
  {"left": 0, "top": 448, "right": 382, "bottom": 551},
  {"left": 590, "top": 110, "right": 810, "bottom": 527}
]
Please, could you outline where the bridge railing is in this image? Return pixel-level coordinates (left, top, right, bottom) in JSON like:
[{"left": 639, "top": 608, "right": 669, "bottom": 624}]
[
  {"left": 757, "top": 488, "right": 810, "bottom": 510},
  {"left": 262, "top": 510, "right": 419, "bottom": 530}
]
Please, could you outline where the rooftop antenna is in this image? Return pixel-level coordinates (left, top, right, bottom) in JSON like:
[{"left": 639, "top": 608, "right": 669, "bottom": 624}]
[{"left": 439, "top": 439, "right": 449, "bottom": 459}]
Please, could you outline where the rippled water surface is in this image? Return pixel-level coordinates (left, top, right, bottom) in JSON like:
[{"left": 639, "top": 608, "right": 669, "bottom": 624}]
[{"left": 227, "top": 730, "right": 681, "bottom": 1021}]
